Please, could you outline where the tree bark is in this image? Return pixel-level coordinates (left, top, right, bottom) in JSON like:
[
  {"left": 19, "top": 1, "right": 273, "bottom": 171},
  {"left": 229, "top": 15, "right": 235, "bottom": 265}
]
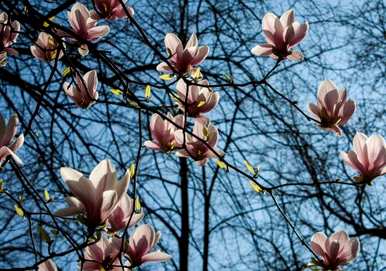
[{"left": 179, "top": 157, "right": 189, "bottom": 271}]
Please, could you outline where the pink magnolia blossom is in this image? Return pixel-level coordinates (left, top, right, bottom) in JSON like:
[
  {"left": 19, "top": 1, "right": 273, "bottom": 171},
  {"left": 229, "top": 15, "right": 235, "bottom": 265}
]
[
  {"left": 0, "top": 114, "right": 24, "bottom": 165},
  {"left": 175, "top": 117, "right": 222, "bottom": 165},
  {"left": 311, "top": 231, "right": 360, "bottom": 270},
  {"left": 107, "top": 194, "right": 143, "bottom": 232},
  {"left": 68, "top": 3, "right": 110, "bottom": 42},
  {"left": 0, "top": 12, "right": 20, "bottom": 56},
  {"left": 63, "top": 70, "right": 99, "bottom": 108},
  {"left": 91, "top": 0, "right": 134, "bottom": 20},
  {"left": 30, "top": 32, "right": 64, "bottom": 61},
  {"left": 67, "top": 3, "right": 110, "bottom": 55},
  {"left": 55, "top": 159, "right": 130, "bottom": 228},
  {"left": 176, "top": 79, "right": 220, "bottom": 117},
  {"left": 157, "top": 33, "right": 209, "bottom": 75},
  {"left": 38, "top": 259, "right": 57, "bottom": 271},
  {"left": 83, "top": 237, "right": 123, "bottom": 271},
  {"left": 124, "top": 224, "right": 171, "bottom": 267},
  {"left": 251, "top": 9, "right": 308, "bottom": 60},
  {"left": 144, "top": 113, "right": 184, "bottom": 152},
  {"left": 340, "top": 132, "right": 386, "bottom": 184},
  {"left": 308, "top": 80, "right": 356, "bottom": 135}
]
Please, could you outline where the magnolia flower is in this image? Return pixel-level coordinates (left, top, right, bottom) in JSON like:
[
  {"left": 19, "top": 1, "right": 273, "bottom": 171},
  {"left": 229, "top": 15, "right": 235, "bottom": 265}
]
[
  {"left": 124, "top": 224, "right": 171, "bottom": 267},
  {"left": 144, "top": 113, "right": 184, "bottom": 152},
  {"left": 63, "top": 70, "right": 99, "bottom": 108},
  {"left": 176, "top": 79, "right": 220, "bottom": 117},
  {"left": 107, "top": 194, "right": 143, "bottom": 232},
  {"left": 0, "top": 114, "right": 24, "bottom": 165},
  {"left": 311, "top": 231, "right": 360, "bottom": 270},
  {"left": 30, "top": 32, "right": 64, "bottom": 61},
  {"left": 55, "top": 159, "right": 130, "bottom": 228},
  {"left": 84, "top": 237, "right": 122, "bottom": 271},
  {"left": 67, "top": 3, "right": 110, "bottom": 55},
  {"left": 0, "top": 12, "right": 20, "bottom": 55},
  {"left": 175, "top": 117, "right": 222, "bottom": 165},
  {"left": 38, "top": 259, "right": 57, "bottom": 271},
  {"left": 308, "top": 80, "right": 355, "bottom": 135},
  {"left": 157, "top": 33, "right": 209, "bottom": 75},
  {"left": 340, "top": 132, "right": 386, "bottom": 184},
  {"left": 91, "top": 0, "right": 134, "bottom": 20},
  {"left": 68, "top": 3, "right": 110, "bottom": 42},
  {"left": 251, "top": 9, "right": 308, "bottom": 60}
]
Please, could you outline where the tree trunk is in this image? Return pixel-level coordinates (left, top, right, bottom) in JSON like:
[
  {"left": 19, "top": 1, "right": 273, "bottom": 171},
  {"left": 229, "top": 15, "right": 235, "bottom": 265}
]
[{"left": 179, "top": 157, "right": 189, "bottom": 271}]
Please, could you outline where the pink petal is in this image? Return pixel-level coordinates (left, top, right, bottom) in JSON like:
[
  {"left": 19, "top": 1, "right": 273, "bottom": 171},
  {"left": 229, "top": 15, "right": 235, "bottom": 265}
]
[
  {"left": 330, "top": 231, "right": 348, "bottom": 243},
  {"left": 280, "top": 10, "right": 294, "bottom": 27},
  {"left": 0, "top": 146, "right": 23, "bottom": 165},
  {"left": 100, "top": 190, "right": 118, "bottom": 220},
  {"left": 284, "top": 24, "right": 295, "bottom": 44},
  {"left": 142, "top": 251, "right": 171, "bottom": 263},
  {"left": 310, "top": 232, "right": 327, "bottom": 251},
  {"left": 55, "top": 206, "right": 82, "bottom": 217},
  {"left": 350, "top": 238, "right": 360, "bottom": 260},
  {"left": 251, "top": 44, "right": 274, "bottom": 56},
  {"left": 191, "top": 46, "right": 209, "bottom": 65},
  {"left": 165, "top": 33, "right": 182, "bottom": 54},
  {"left": 144, "top": 141, "right": 161, "bottom": 150},
  {"left": 288, "top": 22, "right": 309, "bottom": 47},
  {"left": 0, "top": 115, "right": 18, "bottom": 146},
  {"left": 60, "top": 167, "right": 83, "bottom": 182},
  {"left": 326, "top": 240, "right": 340, "bottom": 261},
  {"left": 89, "top": 159, "right": 115, "bottom": 190},
  {"left": 156, "top": 62, "right": 173, "bottom": 73},
  {"left": 340, "top": 151, "right": 365, "bottom": 174},
  {"left": 262, "top": 12, "right": 278, "bottom": 34},
  {"left": 367, "top": 135, "right": 385, "bottom": 159},
  {"left": 324, "top": 89, "right": 339, "bottom": 114},
  {"left": 185, "top": 33, "right": 198, "bottom": 48},
  {"left": 307, "top": 103, "right": 321, "bottom": 120},
  {"left": 317, "top": 80, "right": 336, "bottom": 102},
  {"left": 115, "top": 172, "right": 130, "bottom": 202},
  {"left": 339, "top": 99, "right": 355, "bottom": 125},
  {"left": 287, "top": 51, "right": 303, "bottom": 61},
  {"left": 65, "top": 176, "right": 96, "bottom": 206},
  {"left": 83, "top": 70, "right": 98, "bottom": 98},
  {"left": 38, "top": 259, "right": 57, "bottom": 271},
  {"left": 88, "top": 25, "right": 110, "bottom": 40}
]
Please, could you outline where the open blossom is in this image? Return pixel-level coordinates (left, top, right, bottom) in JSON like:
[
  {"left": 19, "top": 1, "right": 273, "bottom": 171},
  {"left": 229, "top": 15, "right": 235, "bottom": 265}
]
[
  {"left": 308, "top": 80, "right": 355, "bottom": 135},
  {"left": 176, "top": 79, "right": 220, "bottom": 117},
  {"left": 63, "top": 70, "right": 99, "bottom": 108},
  {"left": 157, "top": 33, "right": 209, "bottom": 75},
  {"left": 91, "top": 0, "right": 134, "bottom": 20},
  {"left": 340, "top": 132, "right": 386, "bottom": 184},
  {"left": 68, "top": 3, "right": 110, "bottom": 42},
  {"left": 55, "top": 160, "right": 130, "bottom": 228},
  {"left": 144, "top": 113, "right": 184, "bottom": 152},
  {"left": 251, "top": 10, "right": 308, "bottom": 60},
  {"left": 0, "top": 12, "right": 20, "bottom": 55},
  {"left": 124, "top": 224, "right": 171, "bottom": 267},
  {"left": 175, "top": 117, "right": 222, "bottom": 165},
  {"left": 311, "top": 231, "right": 360, "bottom": 270},
  {"left": 38, "top": 259, "right": 57, "bottom": 271},
  {"left": 0, "top": 114, "right": 24, "bottom": 165},
  {"left": 67, "top": 3, "right": 109, "bottom": 55},
  {"left": 30, "top": 32, "right": 64, "bottom": 61},
  {"left": 107, "top": 194, "right": 143, "bottom": 232},
  {"left": 84, "top": 237, "right": 122, "bottom": 271}
]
